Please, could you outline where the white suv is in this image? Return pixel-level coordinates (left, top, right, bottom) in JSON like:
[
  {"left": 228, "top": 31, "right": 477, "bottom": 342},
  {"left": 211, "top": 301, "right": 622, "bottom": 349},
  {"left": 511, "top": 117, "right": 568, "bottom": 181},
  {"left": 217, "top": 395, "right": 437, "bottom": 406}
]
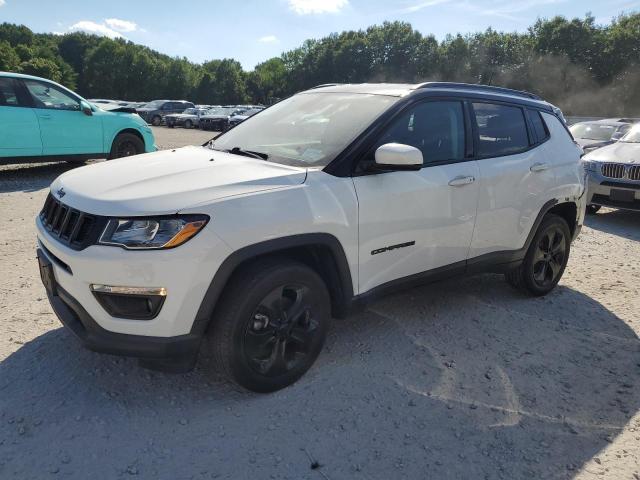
[{"left": 36, "top": 83, "right": 585, "bottom": 392}]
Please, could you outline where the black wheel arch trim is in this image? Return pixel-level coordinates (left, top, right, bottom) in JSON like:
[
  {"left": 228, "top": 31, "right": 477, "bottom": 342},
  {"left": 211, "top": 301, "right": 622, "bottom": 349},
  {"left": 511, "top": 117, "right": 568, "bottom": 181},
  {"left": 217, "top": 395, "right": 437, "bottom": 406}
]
[{"left": 190, "top": 233, "right": 354, "bottom": 335}]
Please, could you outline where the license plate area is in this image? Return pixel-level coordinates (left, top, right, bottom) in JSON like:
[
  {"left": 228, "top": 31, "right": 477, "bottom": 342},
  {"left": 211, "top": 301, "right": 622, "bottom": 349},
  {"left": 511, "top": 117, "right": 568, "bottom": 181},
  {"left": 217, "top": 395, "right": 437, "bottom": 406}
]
[
  {"left": 610, "top": 189, "right": 635, "bottom": 202},
  {"left": 37, "top": 249, "right": 57, "bottom": 296}
]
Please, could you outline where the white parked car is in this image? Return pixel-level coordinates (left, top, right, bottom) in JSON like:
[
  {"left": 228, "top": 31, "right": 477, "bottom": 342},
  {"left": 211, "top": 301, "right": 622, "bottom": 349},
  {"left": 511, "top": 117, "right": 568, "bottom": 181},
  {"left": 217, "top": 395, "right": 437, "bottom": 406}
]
[{"left": 36, "top": 83, "right": 585, "bottom": 392}]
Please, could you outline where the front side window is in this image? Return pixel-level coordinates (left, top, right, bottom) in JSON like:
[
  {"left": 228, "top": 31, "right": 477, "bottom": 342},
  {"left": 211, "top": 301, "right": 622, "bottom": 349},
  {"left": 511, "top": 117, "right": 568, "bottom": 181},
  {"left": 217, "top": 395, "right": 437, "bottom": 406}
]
[
  {"left": 211, "top": 92, "right": 399, "bottom": 167},
  {"left": 373, "top": 101, "right": 466, "bottom": 165},
  {"left": 473, "top": 103, "right": 530, "bottom": 157},
  {"left": 23, "top": 80, "right": 80, "bottom": 111},
  {"left": 0, "top": 78, "right": 21, "bottom": 107}
]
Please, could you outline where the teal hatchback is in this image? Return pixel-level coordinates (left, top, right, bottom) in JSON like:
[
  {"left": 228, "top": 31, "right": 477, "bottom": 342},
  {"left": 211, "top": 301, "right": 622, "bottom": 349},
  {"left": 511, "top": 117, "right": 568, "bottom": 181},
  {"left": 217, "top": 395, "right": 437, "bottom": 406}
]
[{"left": 0, "top": 72, "right": 157, "bottom": 164}]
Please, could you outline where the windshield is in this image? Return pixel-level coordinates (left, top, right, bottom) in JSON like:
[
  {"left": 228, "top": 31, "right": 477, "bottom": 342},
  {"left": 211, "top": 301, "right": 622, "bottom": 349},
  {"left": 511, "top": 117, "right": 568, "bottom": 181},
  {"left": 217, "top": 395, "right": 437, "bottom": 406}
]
[
  {"left": 620, "top": 124, "right": 640, "bottom": 143},
  {"left": 569, "top": 123, "right": 616, "bottom": 141},
  {"left": 183, "top": 108, "right": 197, "bottom": 115},
  {"left": 143, "top": 100, "right": 164, "bottom": 108},
  {"left": 211, "top": 92, "right": 398, "bottom": 167}
]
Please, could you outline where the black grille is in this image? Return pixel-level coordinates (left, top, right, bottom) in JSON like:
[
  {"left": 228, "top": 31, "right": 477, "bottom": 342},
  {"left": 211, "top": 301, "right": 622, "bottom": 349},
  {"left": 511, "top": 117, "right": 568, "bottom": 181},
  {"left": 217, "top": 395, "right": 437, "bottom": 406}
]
[
  {"left": 629, "top": 165, "right": 640, "bottom": 181},
  {"left": 39, "top": 194, "right": 103, "bottom": 250}
]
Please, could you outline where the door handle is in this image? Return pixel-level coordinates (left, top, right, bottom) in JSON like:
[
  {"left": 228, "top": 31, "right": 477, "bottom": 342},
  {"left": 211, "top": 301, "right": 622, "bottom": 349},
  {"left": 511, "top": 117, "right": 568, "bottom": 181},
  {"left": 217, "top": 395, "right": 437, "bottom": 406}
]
[
  {"left": 530, "top": 162, "right": 549, "bottom": 172},
  {"left": 448, "top": 175, "right": 476, "bottom": 187}
]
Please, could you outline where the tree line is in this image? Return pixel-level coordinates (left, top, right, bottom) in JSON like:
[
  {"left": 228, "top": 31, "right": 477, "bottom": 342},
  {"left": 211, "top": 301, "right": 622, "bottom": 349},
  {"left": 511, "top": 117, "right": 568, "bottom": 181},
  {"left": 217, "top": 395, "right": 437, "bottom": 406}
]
[{"left": 1, "top": 14, "right": 639, "bottom": 115}]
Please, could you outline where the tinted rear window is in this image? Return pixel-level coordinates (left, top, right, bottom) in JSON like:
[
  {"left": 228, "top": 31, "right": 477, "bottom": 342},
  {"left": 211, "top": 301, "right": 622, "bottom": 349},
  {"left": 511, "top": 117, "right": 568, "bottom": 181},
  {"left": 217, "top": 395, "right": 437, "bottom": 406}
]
[
  {"left": 529, "top": 110, "right": 549, "bottom": 143},
  {"left": 473, "top": 103, "right": 530, "bottom": 157}
]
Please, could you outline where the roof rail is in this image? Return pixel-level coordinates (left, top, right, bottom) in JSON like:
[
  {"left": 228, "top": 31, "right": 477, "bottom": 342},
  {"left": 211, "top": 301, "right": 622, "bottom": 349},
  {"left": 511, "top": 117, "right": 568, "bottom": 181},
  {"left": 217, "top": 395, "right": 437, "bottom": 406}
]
[
  {"left": 308, "top": 83, "right": 343, "bottom": 90},
  {"left": 416, "top": 82, "right": 542, "bottom": 101}
]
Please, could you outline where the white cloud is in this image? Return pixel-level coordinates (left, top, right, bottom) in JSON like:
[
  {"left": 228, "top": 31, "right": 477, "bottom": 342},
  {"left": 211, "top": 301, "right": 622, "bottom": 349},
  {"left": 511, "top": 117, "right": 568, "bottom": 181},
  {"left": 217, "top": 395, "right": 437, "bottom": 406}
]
[
  {"left": 105, "top": 18, "right": 138, "bottom": 33},
  {"left": 258, "top": 35, "right": 278, "bottom": 43},
  {"left": 69, "top": 20, "right": 123, "bottom": 39},
  {"left": 0, "top": 0, "right": 5, "bottom": 6},
  {"left": 288, "top": 0, "right": 348, "bottom": 15},
  {"left": 401, "top": 0, "right": 453, "bottom": 13}
]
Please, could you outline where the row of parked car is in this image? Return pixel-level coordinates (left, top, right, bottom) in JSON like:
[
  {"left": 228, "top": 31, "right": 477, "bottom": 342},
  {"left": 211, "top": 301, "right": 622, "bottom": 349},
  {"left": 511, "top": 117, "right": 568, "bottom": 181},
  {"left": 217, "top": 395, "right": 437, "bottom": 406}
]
[
  {"left": 570, "top": 118, "right": 640, "bottom": 214},
  {"left": 89, "top": 98, "right": 265, "bottom": 131}
]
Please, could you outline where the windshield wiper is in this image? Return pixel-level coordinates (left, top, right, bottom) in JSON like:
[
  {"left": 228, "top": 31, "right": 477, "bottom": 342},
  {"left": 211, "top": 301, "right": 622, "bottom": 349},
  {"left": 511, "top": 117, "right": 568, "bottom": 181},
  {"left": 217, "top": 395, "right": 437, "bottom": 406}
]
[{"left": 226, "top": 147, "right": 269, "bottom": 160}]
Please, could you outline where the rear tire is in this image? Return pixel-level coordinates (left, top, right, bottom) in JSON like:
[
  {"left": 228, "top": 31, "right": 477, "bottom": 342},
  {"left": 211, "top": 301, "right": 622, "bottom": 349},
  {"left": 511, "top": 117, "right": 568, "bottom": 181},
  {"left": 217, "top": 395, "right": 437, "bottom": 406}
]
[
  {"left": 151, "top": 115, "right": 162, "bottom": 127},
  {"left": 108, "top": 133, "right": 144, "bottom": 159},
  {"left": 586, "top": 204, "right": 601, "bottom": 214},
  {"left": 209, "top": 258, "right": 331, "bottom": 393},
  {"left": 506, "top": 214, "right": 571, "bottom": 296}
]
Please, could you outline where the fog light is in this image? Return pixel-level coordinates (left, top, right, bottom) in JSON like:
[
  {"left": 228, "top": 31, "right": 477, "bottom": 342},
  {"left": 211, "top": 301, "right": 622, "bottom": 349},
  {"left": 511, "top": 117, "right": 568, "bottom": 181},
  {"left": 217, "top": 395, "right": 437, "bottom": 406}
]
[{"left": 90, "top": 284, "right": 166, "bottom": 320}]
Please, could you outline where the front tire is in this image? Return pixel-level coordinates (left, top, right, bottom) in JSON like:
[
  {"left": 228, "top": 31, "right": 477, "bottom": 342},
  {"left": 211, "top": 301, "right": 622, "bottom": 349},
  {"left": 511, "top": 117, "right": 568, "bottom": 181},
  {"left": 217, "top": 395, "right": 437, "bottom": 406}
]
[
  {"left": 184, "top": 120, "right": 193, "bottom": 129},
  {"left": 151, "top": 115, "right": 162, "bottom": 127},
  {"left": 108, "top": 133, "right": 144, "bottom": 159},
  {"left": 209, "top": 258, "right": 331, "bottom": 393},
  {"left": 506, "top": 214, "right": 571, "bottom": 296}
]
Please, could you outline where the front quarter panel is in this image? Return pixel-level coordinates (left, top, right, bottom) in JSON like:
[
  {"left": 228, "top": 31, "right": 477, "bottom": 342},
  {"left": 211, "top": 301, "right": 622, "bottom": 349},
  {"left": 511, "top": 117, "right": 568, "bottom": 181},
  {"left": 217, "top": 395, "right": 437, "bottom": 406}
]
[
  {"left": 98, "top": 109, "right": 157, "bottom": 153},
  {"left": 180, "top": 170, "right": 360, "bottom": 294}
]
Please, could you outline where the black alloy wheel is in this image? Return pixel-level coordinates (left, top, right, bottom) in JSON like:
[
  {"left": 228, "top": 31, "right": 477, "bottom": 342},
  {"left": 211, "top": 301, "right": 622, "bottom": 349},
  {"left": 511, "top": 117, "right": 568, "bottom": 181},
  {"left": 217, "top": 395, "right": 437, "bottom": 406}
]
[
  {"left": 505, "top": 214, "right": 571, "bottom": 296},
  {"left": 531, "top": 225, "right": 567, "bottom": 289},
  {"left": 244, "top": 285, "right": 318, "bottom": 377}
]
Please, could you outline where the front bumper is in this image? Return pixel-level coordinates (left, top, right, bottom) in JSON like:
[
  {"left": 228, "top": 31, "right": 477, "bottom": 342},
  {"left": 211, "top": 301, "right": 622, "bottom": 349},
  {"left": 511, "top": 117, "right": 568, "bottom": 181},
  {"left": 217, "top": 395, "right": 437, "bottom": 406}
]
[
  {"left": 36, "top": 215, "right": 233, "bottom": 342},
  {"left": 586, "top": 167, "right": 640, "bottom": 211},
  {"left": 47, "top": 275, "right": 201, "bottom": 360}
]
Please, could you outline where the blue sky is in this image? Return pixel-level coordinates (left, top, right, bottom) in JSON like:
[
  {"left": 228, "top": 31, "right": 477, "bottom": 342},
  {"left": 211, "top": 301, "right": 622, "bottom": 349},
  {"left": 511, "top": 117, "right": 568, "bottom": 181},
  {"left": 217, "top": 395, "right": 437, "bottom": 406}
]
[{"left": 1, "top": 0, "right": 638, "bottom": 68}]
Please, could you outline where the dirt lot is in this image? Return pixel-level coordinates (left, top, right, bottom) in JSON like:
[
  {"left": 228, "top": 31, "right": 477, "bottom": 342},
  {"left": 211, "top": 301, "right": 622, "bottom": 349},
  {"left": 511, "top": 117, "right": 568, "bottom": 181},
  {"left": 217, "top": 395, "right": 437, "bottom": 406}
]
[{"left": 0, "top": 127, "right": 639, "bottom": 479}]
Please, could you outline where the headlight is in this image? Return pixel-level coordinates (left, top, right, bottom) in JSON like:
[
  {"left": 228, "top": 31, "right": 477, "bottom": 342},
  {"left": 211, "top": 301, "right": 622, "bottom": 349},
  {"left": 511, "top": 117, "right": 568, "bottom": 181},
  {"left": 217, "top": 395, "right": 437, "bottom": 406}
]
[
  {"left": 99, "top": 215, "right": 209, "bottom": 249},
  {"left": 581, "top": 160, "right": 598, "bottom": 172}
]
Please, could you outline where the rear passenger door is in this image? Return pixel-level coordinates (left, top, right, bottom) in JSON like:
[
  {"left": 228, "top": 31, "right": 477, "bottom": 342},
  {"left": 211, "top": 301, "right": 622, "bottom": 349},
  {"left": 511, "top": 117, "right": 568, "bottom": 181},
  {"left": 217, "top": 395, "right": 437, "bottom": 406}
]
[
  {"left": 0, "top": 76, "right": 42, "bottom": 157},
  {"left": 353, "top": 100, "right": 480, "bottom": 294},
  {"left": 468, "top": 102, "right": 555, "bottom": 260}
]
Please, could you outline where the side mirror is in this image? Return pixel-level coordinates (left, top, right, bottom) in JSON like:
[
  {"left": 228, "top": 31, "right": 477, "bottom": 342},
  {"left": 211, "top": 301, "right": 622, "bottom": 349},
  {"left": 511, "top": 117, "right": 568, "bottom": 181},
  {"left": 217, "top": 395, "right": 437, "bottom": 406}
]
[
  {"left": 373, "top": 143, "right": 423, "bottom": 171},
  {"left": 81, "top": 101, "right": 93, "bottom": 116}
]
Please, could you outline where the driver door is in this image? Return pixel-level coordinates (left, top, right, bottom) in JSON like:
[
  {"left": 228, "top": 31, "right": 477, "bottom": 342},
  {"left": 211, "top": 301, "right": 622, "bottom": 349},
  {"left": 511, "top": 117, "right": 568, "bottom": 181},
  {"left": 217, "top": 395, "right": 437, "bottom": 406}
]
[
  {"left": 352, "top": 100, "right": 480, "bottom": 294},
  {"left": 21, "top": 79, "right": 103, "bottom": 156}
]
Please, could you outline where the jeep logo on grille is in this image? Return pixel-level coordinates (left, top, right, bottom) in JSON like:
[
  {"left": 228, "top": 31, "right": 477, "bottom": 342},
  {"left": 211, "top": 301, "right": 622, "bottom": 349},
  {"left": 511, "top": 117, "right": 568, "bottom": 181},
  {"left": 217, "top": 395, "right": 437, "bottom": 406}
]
[{"left": 56, "top": 188, "right": 66, "bottom": 198}]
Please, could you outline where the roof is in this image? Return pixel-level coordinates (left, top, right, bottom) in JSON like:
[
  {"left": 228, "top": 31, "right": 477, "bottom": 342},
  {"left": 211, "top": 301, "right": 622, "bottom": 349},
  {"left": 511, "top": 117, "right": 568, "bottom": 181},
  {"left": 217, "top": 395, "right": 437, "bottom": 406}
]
[
  {"left": 584, "top": 118, "right": 640, "bottom": 126},
  {"left": 0, "top": 71, "right": 55, "bottom": 82},
  {"left": 302, "top": 82, "right": 550, "bottom": 108}
]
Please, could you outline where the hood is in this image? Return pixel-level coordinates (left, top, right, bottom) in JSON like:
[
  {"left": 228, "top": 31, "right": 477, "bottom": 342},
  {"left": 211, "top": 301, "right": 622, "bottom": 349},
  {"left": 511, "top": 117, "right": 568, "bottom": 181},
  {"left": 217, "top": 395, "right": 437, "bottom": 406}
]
[
  {"left": 97, "top": 104, "right": 137, "bottom": 113},
  {"left": 201, "top": 114, "right": 229, "bottom": 120},
  {"left": 50, "top": 146, "right": 307, "bottom": 216},
  {"left": 167, "top": 113, "right": 195, "bottom": 119},
  {"left": 584, "top": 141, "right": 640, "bottom": 164},
  {"left": 575, "top": 138, "right": 612, "bottom": 149}
]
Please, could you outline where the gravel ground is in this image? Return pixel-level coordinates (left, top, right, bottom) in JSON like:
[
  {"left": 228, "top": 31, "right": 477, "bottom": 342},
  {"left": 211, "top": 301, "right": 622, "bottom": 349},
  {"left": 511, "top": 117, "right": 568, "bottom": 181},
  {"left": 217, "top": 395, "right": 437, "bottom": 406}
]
[{"left": 0, "top": 127, "right": 639, "bottom": 479}]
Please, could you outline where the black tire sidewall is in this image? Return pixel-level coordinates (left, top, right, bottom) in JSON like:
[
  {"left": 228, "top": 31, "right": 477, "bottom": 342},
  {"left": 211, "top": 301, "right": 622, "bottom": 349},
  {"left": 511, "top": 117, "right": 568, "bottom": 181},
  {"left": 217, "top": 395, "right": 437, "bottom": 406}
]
[
  {"left": 212, "top": 261, "right": 331, "bottom": 393},
  {"left": 185, "top": 120, "right": 192, "bottom": 129},
  {"left": 522, "top": 215, "right": 571, "bottom": 295},
  {"left": 152, "top": 116, "right": 161, "bottom": 126}
]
